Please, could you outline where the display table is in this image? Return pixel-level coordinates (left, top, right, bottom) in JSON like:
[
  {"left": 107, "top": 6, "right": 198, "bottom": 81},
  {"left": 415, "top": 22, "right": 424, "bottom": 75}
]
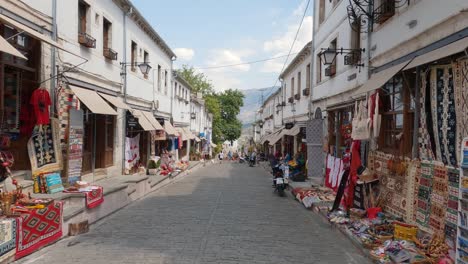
[
  {"left": 15, "top": 201, "right": 63, "bottom": 259},
  {"left": 63, "top": 185, "right": 104, "bottom": 209}
]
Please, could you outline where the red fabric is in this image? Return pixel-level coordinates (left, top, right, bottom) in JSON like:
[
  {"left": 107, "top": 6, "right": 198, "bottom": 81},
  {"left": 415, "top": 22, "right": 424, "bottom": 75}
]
[
  {"left": 63, "top": 186, "right": 104, "bottom": 209},
  {"left": 19, "top": 101, "right": 35, "bottom": 136},
  {"left": 15, "top": 202, "right": 63, "bottom": 259},
  {"left": 344, "top": 141, "right": 361, "bottom": 210},
  {"left": 324, "top": 157, "right": 333, "bottom": 190},
  {"left": 30, "top": 88, "right": 51, "bottom": 125}
]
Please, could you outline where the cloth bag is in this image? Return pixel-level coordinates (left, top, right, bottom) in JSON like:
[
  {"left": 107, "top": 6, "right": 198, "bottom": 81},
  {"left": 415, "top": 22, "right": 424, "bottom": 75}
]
[{"left": 351, "top": 101, "right": 371, "bottom": 140}]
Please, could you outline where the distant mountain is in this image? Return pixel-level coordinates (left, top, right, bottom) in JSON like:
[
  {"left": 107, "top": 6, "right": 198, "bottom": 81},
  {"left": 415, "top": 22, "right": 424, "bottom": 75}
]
[{"left": 239, "top": 87, "right": 279, "bottom": 124}]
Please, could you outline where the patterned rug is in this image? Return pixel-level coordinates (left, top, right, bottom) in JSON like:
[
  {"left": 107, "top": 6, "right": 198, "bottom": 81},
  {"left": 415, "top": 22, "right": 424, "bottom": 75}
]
[
  {"left": 453, "top": 59, "right": 468, "bottom": 163},
  {"left": 445, "top": 167, "right": 459, "bottom": 246},
  {"left": 0, "top": 219, "right": 16, "bottom": 262},
  {"left": 419, "top": 69, "right": 435, "bottom": 160},
  {"left": 27, "top": 119, "right": 63, "bottom": 177},
  {"left": 15, "top": 202, "right": 63, "bottom": 259},
  {"left": 430, "top": 65, "right": 457, "bottom": 167},
  {"left": 64, "top": 186, "right": 104, "bottom": 209},
  {"left": 415, "top": 161, "right": 434, "bottom": 233}
]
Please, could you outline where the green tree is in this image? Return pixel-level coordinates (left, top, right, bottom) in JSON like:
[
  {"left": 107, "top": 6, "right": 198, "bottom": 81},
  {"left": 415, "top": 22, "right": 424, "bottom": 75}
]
[
  {"left": 176, "top": 65, "right": 214, "bottom": 95},
  {"left": 176, "top": 66, "right": 245, "bottom": 144}
]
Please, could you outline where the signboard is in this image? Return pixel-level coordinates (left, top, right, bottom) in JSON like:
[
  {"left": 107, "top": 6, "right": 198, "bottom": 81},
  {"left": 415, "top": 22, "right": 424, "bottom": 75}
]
[{"left": 66, "top": 109, "right": 84, "bottom": 185}]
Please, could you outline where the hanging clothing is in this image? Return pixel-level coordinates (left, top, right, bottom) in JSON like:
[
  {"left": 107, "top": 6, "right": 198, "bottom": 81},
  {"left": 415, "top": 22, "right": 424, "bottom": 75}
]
[
  {"left": 344, "top": 141, "right": 361, "bottom": 210},
  {"left": 125, "top": 134, "right": 140, "bottom": 170},
  {"left": 20, "top": 101, "right": 36, "bottom": 136},
  {"left": 30, "top": 88, "right": 51, "bottom": 125}
]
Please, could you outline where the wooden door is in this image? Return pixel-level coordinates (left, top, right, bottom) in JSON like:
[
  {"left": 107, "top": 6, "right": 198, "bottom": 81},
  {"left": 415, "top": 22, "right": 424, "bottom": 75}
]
[{"left": 96, "top": 115, "right": 114, "bottom": 168}]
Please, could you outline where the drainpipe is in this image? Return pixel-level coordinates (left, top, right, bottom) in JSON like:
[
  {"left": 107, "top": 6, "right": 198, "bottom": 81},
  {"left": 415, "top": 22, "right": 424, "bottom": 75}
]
[
  {"left": 309, "top": 0, "right": 316, "bottom": 120},
  {"left": 121, "top": 7, "right": 132, "bottom": 174},
  {"left": 50, "top": 0, "right": 57, "bottom": 111}
]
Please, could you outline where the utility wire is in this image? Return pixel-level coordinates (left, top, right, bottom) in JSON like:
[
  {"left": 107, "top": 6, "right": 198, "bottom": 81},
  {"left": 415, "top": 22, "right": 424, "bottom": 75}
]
[
  {"left": 191, "top": 53, "right": 299, "bottom": 70},
  {"left": 265, "top": 0, "right": 311, "bottom": 98}
]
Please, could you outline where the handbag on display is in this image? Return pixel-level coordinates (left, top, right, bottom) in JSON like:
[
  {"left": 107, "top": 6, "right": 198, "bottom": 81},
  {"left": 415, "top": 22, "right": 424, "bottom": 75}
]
[{"left": 351, "top": 101, "right": 371, "bottom": 140}]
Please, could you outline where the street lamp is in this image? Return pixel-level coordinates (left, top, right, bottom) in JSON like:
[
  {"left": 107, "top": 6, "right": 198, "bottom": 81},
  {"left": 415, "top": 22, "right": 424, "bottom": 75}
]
[
  {"left": 318, "top": 47, "right": 365, "bottom": 66},
  {"left": 120, "top": 61, "right": 152, "bottom": 76}
]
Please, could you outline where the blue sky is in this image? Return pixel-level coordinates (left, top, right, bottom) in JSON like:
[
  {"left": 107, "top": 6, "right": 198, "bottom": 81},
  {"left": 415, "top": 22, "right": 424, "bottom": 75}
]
[{"left": 131, "top": 0, "right": 313, "bottom": 92}]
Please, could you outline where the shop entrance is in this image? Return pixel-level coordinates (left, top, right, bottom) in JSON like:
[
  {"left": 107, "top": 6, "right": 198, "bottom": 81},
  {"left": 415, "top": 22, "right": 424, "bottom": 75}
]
[{"left": 81, "top": 110, "right": 115, "bottom": 174}]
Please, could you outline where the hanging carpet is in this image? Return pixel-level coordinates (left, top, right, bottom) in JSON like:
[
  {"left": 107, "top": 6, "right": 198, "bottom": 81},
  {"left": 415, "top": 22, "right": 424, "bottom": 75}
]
[
  {"left": 27, "top": 119, "right": 63, "bottom": 176},
  {"left": 418, "top": 69, "right": 436, "bottom": 161},
  {"left": 453, "top": 59, "right": 468, "bottom": 164},
  {"left": 0, "top": 218, "right": 16, "bottom": 262}
]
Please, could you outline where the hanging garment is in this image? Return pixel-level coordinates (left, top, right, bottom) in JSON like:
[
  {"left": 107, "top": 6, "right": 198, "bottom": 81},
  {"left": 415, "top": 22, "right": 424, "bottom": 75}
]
[
  {"left": 30, "top": 88, "right": 51, "bottom": 125},
  {"left": 453, "top": 59, "right": 468, "bottom": 163},
  {"left": 325, "top": 155, "right": 334, "bottom": 189},
  {"left": 125, "top": 134, "right": 140, "bottom": 170},
  {"left": 419, "top": 69, "right": 436, "bottom": 160},
  {"left": 344, "top": 141, "right": 361, "bottom": 210}
]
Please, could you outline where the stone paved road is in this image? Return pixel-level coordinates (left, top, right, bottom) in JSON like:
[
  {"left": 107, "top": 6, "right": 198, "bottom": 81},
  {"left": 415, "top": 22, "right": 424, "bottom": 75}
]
[{"left": 17, "top": 162, "right": 370, "bottom": 264}]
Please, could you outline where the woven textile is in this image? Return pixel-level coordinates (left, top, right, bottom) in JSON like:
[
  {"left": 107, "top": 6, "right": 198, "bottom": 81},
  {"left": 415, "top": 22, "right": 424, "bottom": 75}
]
[
  {"left": 64, "top": 186, "right": 104, "bottom": 209},
  {"left": 0, "top": 219, "right": 16, "bottom": 261},
  {"left": 27, "top": 119, "right": 63, "bottom": 177},
  {"left": 430, "top": 66, "right": 457, "bottom": 167},
  {"left": 416, "top": 161, "right": 434, "bottom": 232},
  {"left": 15, "top": 202, "right": 63, "bottom": 259},
  {"left": 453, "top": 59, "right": 468, "bottom": 163},
  {"left": 56, "top": 85, "right": 80, "bottom": 147},
  {"left": 445, "top": 167, "right": 459, "bottom": 245},
  {"left": 419, "top": 69, "right": 436, "bottom": 160}
]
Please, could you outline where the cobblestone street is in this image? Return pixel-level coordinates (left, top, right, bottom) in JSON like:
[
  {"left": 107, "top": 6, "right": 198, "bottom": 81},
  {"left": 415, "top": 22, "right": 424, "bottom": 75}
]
[{"left": 17, "top": 163, "right": 370, "bottom": 264}]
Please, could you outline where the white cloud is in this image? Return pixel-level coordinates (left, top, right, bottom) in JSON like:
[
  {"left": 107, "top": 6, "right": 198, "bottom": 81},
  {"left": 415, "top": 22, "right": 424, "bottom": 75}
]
[
  {"left": 205, "top": 49, "right": 253, "bottom": 72},
  {"left": 174, "top": 48, "right": 195, "bottom": 61}
]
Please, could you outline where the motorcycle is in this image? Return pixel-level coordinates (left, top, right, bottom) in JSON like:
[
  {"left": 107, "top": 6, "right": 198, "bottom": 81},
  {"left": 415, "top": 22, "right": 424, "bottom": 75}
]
[
  {"left": 272, "top": 162, "right": 288, "bottom": 197},
  {"left": 239, "top": 156, "right": 246, "bottom": 164},
  {"left": 249, "top": 156, "right": 256, "bottom": 167}
]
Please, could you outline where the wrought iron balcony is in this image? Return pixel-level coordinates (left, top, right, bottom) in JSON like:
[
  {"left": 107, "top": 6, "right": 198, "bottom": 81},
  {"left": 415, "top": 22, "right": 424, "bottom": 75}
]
[
  {"left": 78, "top": 32, "right": 96, "bottom": 48},
  {"left": 103, "top": 48, "right": 118, "bottom": 60},
  {"left": 374, "top": 0, "right": 396, "bottom": 24}
]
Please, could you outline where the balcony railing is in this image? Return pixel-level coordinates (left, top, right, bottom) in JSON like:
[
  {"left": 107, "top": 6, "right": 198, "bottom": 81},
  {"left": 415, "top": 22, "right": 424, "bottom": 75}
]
[
  {"left": 78, "top": 32, "right": 96, "bottom": 48},
  {"left": 103, "top": 48, "right": 118, "bottom": 60},
  {"left": 374, "top": 0, "right": 396, "bottom": 24}
]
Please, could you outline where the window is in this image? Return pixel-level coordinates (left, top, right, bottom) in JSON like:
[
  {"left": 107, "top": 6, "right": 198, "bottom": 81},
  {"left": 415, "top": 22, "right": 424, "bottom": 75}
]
[
  {"left": 103, "top": 18, "right": 111, "bottom": 50},
  {"left": 174, "top": 82, "right": 178, "bottom": 96},
  {"left": 379, "top": 75, "right": 414, "bottom": 155},
  {"left": 143, "top": 51, "right": 149, "bottom": 79},
  {"left": 329, "top": 38, "right": 337, "bottom": 76},
  {"left": 78, "top": 1, "right": 88, "bottom": 34},
  {"left": 297, "top": 71, "right": 301, "bottom": 99},
  {"left": 349, "top": 19, "right": 361, "bottom": 65},
  {"left": 290, "top": 77, "right": 295, "bottom": 99},
  {"left": 306, "top": 64, "right": 311, "bottom": 88},
  {"left": 131, "top": 41, "right": 137, "bottom": 72},
  {"left": 157, "top": 65, "right": 161, "bottom": 91},
  {"left": 164, "top": 70, "right": 168, "bottom": 95},
  {"left": 316, "top": 54, "right": 322, "bottom": 83},
  {"left": 318, "top": 0, "right": 325, "bottom": 25},
  {"left": 179, "top": 85, "right": 182, "bottom": 98}
]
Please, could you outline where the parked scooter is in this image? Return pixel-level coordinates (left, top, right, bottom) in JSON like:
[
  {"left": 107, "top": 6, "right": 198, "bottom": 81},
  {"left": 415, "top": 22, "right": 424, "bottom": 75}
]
[
  {"left": 239, "top": 156, "right": 246, "bottom": 164},
  {"left": 272, "top": 162, "right": 288, "bottom": 197}
]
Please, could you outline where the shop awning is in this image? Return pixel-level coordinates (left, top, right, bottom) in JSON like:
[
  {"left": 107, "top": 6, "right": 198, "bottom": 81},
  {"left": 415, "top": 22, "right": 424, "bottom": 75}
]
[
  {"left": 183, "top": 128, "right": 195, "bottom": 140},
  {"left": 130, "top": 110, "right": 155, "bottom": 131},
  {"left": 0, "top": 14, "right": 61, "bottom": 49},
  {"left": 404, "top": 37, "right": 468, "bottom": 70},
  {"left": 140, "top": 110, "right": 164, "bottom": 130},
  {"left": 355, "top": 60, "right": 413, "bottom": 95},
  {"left": 261, "top": 133, "right": 274, "bottom": 144},
  {"left": 69, "top": 85, "right": 117, "bottom": 115},
  {"left": 175, "top": 127, "right": 189, "bottom": 141},
  {"left": 98, "top": 93, "right": 131, "bottom": 110},
  {"left": 164, "top": 122, "right": 178, "bottom": 137},
  {"left": 283, "top": 126, "right": 301, "bottom": 136},
  {"left": 194, "top": 136, "right": 201, "bottom": 142},
  {"left": 210, "top": 142, "right": 216, "bottom": 148},
  {"left": 269, "top": 129, "right": 284, "bottom": 146},
  {"left": 0, "top": 35, "right": 27, "bottom": 60}
]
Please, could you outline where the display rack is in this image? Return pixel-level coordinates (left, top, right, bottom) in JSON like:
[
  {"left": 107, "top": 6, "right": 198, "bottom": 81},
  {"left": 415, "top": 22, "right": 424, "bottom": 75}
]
[{"left": 458, "top": 137, "right": 468, "bottom": 263}]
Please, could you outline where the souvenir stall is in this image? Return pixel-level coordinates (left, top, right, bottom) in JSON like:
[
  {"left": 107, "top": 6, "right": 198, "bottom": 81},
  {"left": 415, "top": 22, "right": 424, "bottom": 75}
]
[{"left": 304, "top": 44, "right": 468, "bottom": 264}]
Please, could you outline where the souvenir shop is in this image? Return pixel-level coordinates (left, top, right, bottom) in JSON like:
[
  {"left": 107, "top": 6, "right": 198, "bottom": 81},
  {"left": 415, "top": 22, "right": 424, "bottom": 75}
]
[
  {"left": 298, "top": 37, "right": 468, "bottom": 263},
  {"left": 124, "top": 109, "right": 163, "bottom": 174}
]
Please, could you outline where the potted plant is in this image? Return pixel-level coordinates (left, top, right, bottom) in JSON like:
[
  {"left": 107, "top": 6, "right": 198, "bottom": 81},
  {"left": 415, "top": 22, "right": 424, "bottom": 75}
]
[{"left": 147, "top": 159, "right": 160, "bottom": 175}]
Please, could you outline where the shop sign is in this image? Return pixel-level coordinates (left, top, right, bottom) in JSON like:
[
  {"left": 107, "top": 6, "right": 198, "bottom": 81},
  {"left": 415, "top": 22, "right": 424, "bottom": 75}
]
[
  {"left": 127, "top": 116, "right": 138, "bottom": 128},
  {"left": 285, "top": 122, "right": 294, "bottom": 129}
]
